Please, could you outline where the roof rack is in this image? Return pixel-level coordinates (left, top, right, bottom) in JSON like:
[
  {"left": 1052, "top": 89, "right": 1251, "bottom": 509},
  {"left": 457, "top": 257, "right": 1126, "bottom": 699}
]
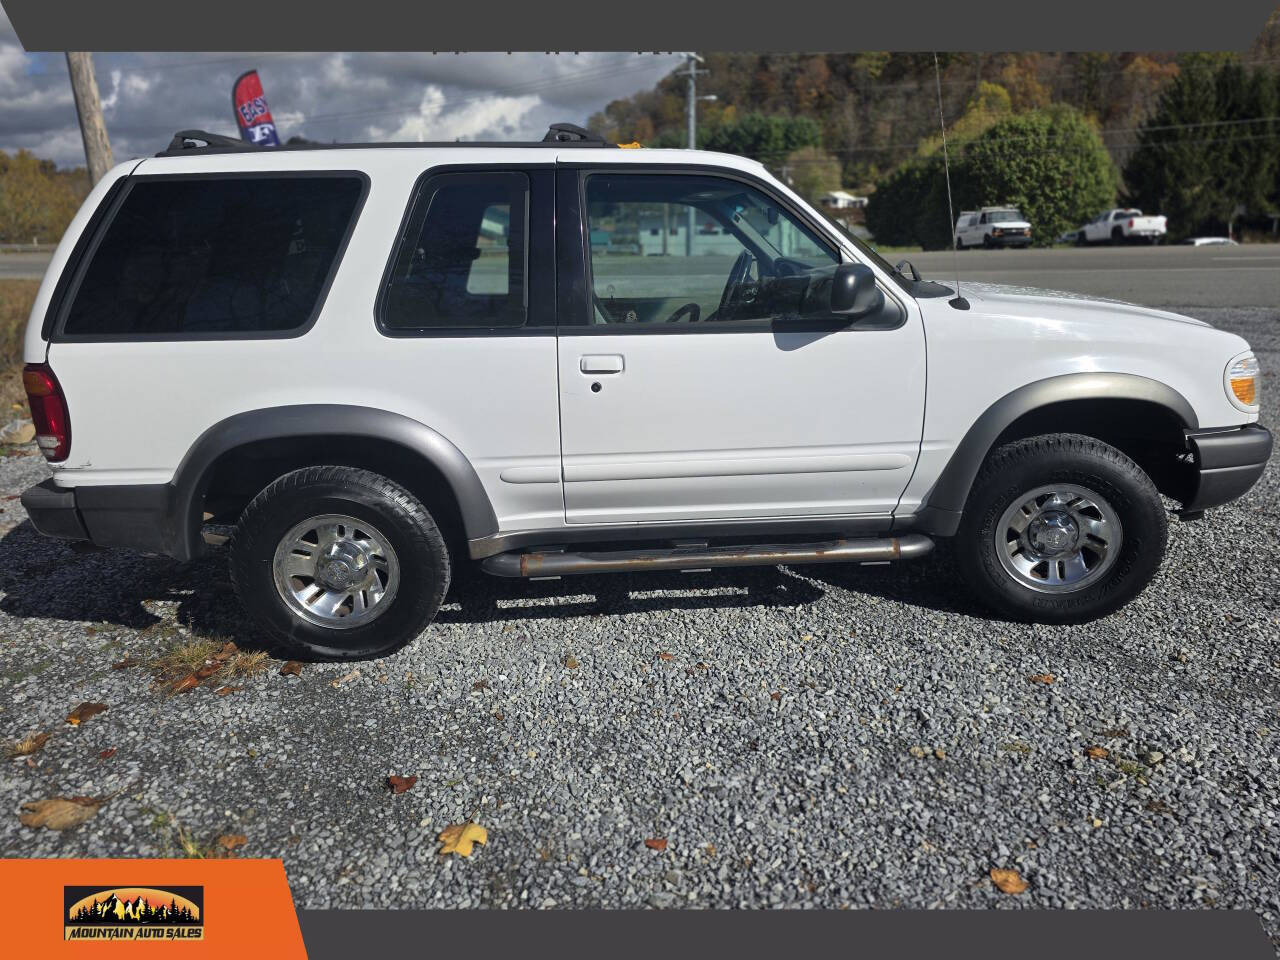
[{"left": 156, "top": 122, "right": 616, "bottom": 157}]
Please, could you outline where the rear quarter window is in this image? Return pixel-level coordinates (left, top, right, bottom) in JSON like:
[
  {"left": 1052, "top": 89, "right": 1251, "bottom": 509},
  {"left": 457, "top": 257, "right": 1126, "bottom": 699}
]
[{"left": 57, "top": 174, "right": 365, "bottom": 340}]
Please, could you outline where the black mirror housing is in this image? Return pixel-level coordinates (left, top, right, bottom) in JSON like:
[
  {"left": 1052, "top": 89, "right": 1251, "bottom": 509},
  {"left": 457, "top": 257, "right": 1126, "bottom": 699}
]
[{"left": 829, "top": 262, "right": 884, "bottom": 317}]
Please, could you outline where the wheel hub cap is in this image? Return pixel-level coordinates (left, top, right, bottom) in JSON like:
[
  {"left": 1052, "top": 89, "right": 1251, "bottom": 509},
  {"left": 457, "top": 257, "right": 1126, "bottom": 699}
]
[
  {"left": 995, "top": 484, "right": 1123, "bottom": 593},
  {"left": 271, "top": 514, "right": 400, "bottom": 629}
]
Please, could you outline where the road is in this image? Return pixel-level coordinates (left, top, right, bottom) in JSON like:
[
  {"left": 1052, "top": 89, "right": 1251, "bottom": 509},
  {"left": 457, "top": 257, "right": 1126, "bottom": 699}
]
[
  {"left": 5, "top": 244, "right": 1277, "bottom": 307},
  {"left": 909, "top": 245, "right": 1280, "bottom": 308}
]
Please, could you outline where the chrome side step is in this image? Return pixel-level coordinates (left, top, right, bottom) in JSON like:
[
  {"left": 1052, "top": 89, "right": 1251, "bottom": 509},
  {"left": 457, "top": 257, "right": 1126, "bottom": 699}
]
[{"left": 480, "top": 534, "right": 933, "bottom": 578}]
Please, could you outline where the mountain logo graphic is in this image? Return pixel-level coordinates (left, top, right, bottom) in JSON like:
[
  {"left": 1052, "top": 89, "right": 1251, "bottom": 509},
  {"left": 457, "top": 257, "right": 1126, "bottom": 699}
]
[{"left": 63, "top": 885, "right": 204, "bottom": 941}]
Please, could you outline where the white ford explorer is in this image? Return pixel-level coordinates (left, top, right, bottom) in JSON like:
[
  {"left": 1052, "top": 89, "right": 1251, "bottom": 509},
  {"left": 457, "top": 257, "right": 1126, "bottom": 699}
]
[{"left": 19, "top": 124, "right": 1272, "bottom": 659}]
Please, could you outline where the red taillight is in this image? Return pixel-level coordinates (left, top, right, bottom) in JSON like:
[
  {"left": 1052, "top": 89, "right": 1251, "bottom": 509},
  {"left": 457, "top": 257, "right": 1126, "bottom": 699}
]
[
  {"left": 1128, "top": 219, "right": 1134, "bottom": 228},
  {"left": 22, "top": 363, "right": 70, "bottom": 462}
]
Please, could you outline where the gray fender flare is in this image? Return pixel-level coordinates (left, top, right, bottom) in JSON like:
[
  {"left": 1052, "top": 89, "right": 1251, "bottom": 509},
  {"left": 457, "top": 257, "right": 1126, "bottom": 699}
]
[
  {"left": 910, "top": 373, "right": 1197, "bottom": 536},
  {"left": 171, "top": 405, "right": 498, "bottom": 559}
]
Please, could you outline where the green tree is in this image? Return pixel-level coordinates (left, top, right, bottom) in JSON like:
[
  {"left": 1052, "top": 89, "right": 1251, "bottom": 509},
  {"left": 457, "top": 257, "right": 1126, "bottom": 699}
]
[
  {"left": 946, "top": 105, "right": 1118, "bottom": 248},
  {"left": 0, "top": 150, "right": 89, "bottom": 244},
  {"left": 1124, "top": 55, "right": 1279, "bottom": 240},
  {"left": 785, "top": 146, "right": 842, "bottom": 202},
  {"left": 700, "top": 113, "right": 822, "bottom": 166}
]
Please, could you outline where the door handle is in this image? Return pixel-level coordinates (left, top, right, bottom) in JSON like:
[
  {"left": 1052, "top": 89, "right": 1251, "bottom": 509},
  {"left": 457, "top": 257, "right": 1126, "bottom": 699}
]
[{"left": 580, "top": 355, "right": 625, "bottom": 374}]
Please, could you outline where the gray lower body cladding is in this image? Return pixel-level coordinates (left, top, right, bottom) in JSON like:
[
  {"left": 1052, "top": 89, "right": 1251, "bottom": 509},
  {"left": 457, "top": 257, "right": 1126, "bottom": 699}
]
[{"left": 480, "top": 534, "right": 934, "bottom": 578}]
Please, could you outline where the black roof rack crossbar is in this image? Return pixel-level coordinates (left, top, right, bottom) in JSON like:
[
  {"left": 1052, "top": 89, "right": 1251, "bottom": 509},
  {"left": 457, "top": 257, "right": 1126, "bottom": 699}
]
[{"left": 156, "top": 123, "right": 616, "bottom": 157}]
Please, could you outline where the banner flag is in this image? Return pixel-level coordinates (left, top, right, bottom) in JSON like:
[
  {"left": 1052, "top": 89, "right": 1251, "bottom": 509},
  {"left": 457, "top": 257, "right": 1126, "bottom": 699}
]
[{"left": 232, "top": 69, "right": 281, "bottom": 146}]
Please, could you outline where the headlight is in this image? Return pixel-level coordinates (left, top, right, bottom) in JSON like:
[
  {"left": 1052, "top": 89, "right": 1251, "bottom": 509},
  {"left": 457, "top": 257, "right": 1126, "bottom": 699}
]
[{"left": 1225, "top": 353, "right": 1260, "bottom": 410}]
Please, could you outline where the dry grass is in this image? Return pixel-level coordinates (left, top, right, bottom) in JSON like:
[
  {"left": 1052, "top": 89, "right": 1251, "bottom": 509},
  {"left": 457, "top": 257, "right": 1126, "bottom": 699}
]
[
  {"left": 5, "top": 730, "right": 52, "bottom": 758},
  {"left": 151, "top": 636, "right": 271, "bottom": 693},
  {"left": 0, "top": 279, "right": 37, "bottom": 410}
]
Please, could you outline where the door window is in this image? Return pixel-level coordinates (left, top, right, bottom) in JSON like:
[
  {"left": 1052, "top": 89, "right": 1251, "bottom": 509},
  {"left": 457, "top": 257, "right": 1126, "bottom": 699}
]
[
  {"left": 584, "top": 174, "right": 838, "bottom": 327},
  {"left": 381, "top": 171, "right": 527, "bottom": 332}
]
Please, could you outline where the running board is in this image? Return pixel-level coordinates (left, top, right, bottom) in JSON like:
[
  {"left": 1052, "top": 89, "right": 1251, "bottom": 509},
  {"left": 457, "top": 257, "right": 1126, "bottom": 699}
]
[{"left": 479, "top": 534, "right": 934, "bottom": 578}]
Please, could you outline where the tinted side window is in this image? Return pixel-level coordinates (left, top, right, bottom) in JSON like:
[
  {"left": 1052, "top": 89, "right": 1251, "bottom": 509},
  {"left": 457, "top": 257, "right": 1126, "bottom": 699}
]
[
  {"left": 381, "top": 171, "right": 527, "bottom": 331},
  {"left": 584, "top": 173, "right": 837, "bottom": 327},
  {"left": 62, "top": 176, "right": 363, "bottom": 337}
]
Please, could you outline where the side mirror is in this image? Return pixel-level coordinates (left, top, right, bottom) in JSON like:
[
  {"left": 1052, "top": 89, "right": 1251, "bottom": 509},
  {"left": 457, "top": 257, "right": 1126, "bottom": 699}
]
[{"left": 829, "top": 262, "right": 884, "bottom": 318}]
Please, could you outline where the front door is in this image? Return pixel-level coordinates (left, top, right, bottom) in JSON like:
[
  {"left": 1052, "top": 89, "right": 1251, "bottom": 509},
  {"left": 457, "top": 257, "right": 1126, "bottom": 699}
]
[{"left": 555, "top": 168, "right": 926, "bottom": 526}]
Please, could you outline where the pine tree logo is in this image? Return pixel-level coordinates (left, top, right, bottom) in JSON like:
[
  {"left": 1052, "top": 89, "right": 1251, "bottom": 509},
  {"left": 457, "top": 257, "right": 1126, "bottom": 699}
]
[{"left": 64, "top": 886, "right": 204, "bottom": 941}]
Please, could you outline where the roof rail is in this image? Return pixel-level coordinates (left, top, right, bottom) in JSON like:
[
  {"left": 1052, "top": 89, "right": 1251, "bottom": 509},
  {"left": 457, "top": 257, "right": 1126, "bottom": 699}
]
[
  {"left": 156, "top": 122, "right": 616, "bottom": 157},
  {"left": 164, "top": 129, "right": 251, "bottom": 153}
]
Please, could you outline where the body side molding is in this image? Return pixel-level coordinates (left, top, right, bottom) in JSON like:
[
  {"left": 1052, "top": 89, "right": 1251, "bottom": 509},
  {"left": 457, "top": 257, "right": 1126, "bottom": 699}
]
[
  {"left": 172, "top": 405, "right": 499, "bottom": 559},
  {"left": 908, "top": 373, "right": 1198, "bottom": 537}
]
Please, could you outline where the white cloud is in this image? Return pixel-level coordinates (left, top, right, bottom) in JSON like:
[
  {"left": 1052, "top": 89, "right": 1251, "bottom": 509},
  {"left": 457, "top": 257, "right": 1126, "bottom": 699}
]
[{"left": 0, "top": 7, "right": 683, "bottom": 168}]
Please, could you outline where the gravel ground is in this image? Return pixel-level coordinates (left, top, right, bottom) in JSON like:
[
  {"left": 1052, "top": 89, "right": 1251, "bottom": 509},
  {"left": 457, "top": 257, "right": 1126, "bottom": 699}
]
[{"left": 0, "top": 307, "right": 1276, "bottom": 940}]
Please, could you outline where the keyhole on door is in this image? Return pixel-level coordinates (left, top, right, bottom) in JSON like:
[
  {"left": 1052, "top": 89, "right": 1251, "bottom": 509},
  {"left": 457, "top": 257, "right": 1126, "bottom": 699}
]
[{"left": 590, "top": 382, "right": 602, "bottom": 393}]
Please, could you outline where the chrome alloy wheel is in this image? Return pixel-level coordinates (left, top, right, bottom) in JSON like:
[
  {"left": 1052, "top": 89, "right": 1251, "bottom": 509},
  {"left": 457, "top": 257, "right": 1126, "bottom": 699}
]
[
  {"left": 271, "top": 514, "right": 400, "bottom": 629},
  {"left": 995, "top": 484, "right": 1122, "bottom": 593}
]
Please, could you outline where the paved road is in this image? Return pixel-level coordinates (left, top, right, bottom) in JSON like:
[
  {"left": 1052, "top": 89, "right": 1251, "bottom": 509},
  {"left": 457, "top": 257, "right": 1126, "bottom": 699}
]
[
  {"left": 909, "top": 245, "right": 1280, "bottom": 309},
  {"left": 0, "top": 252, "right": 55, "bottom": 281}
]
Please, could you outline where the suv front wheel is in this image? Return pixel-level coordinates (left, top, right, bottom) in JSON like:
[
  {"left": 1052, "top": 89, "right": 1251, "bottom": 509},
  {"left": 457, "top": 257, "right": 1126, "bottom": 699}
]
[
  {"left": 229, "top": 466, "right": 451, "bottom": 659},
  {"left": 955, "top": 434, "right": 1167, "bottom": 623}
]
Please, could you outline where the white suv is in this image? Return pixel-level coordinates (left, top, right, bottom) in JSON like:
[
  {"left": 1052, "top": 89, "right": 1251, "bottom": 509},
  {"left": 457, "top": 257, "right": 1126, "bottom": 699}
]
[{"left": 20, "top": 125, "right": 1271, "bottom": 659}]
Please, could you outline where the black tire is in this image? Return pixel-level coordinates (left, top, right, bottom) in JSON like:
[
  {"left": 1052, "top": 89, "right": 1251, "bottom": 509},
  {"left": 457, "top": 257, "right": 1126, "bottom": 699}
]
[
  {"left": 1074, "top": 232, "right": 1087, "bottom": 247},
  {"left": 1110, "top": 226, "right": 1124, "bottom": 246},
  {"left": 229, "top": 466, "right": 451, "bottom": 660},
  {"left": 983, "top": 235, "right": 994, "bottom": 249},
  {"left": 955, "top": 434, "right": 1167, "bottom": 624},
  {"left": 955, "top": 237, "right": 964, "bottom": 250}
]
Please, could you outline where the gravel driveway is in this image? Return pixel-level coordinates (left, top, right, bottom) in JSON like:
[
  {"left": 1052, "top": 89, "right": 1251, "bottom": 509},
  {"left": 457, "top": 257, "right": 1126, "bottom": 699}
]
[{"left": 1, "top": 307, "right": 1276, "bottom": 941}]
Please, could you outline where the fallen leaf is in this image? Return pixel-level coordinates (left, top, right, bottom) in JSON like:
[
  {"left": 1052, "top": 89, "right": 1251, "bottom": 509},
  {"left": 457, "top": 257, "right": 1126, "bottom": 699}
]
[
  {"left": 212, "top": 641, "right": 239, "bottom": 661},
  {"left": 990, "top": 868, "right": 1028, "bottom": 895},
  {"left": 644, "top": 837, "right": 668, "bottom": 851},
  {"left": 1027, "top": 673, "right": 1055, "bottom": 685},
  {"left": 564, "top": 655, "right": 579, "bottom": 670},
  {"left": 471, "top": 678, "right": 490, "bottom": 691},
  {"left": 97, "top": 748, "right": 116, "bottom": 760},
  {"left": 438, "top": 821, "right": 487, "bottom": 857},
  {"left": 1097, "top": 728, "right": 1130, "bottom": 739},
  {"left": 387, "top": 775, "right": 418, "bottom": 794},
  {"left": 769, "top": 691, "right": 781, "bottom": 701},
  {"left": 493, "top": 712, "right": 504, "bottom": 722},
  {"left": 705, "top": 842, "right": 716, "bottom": 856},
  {"left": 65, "top": 702, "right": 107, "bottom": 726},
  {"left": 195, "top": 662, "right": 221, "bottom": 680},
  {"left": 1085, "top": 745, "right": 1109, "bottom": 759},
  {"left": 908, "top": 745, "right": 927, "bottom": 759},
  {"left": 933, "top": 747, "right": 946, "bottom": 760},
  {"left": 214, "top": 685, "right": 243, "bottom": 697},
  {"left": 331, "top": 668, "right": 361, "bottom": 689},
  {"left": 111, "top": 658, "right": 140, "bottom": 670},
  {"left": 695, "top": 662, "right": 709, "bottom": 671},
  {"left": 19, "top": 796, "right": 102, "bottom": 830},
  {"left": 657, "top": 651, "right": 674, "bottom": 661},
  {"left": 216, "top": 833, "right": 247, "bottom": 852},
  {"left": 169, "top": 674, "right": 200, "bottom": 695},
  {"left": 6, "top": 732, "right": 51, "bottom": 757},
  {"left": 280, "top": 660, "right": 303, "bottom": 677}
]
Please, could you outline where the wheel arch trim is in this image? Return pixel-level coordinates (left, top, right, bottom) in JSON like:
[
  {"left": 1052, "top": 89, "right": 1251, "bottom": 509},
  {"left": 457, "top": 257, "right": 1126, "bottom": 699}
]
[
  {"left": 172, "top": 404, "right": 499, "bottom": 559},
  {"left": 911, "top": 373, "right": 1197, "bottom": 536}
]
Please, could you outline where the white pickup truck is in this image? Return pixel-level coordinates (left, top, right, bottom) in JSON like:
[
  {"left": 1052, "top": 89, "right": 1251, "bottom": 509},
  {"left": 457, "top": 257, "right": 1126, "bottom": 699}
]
[{"left": 1074, "top": 208, "right": 1168, "bottom": 246}]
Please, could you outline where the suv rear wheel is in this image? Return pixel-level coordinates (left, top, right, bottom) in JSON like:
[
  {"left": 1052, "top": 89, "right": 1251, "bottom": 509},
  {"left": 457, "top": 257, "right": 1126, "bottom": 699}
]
[
  {"left": 229, "top": 466, "right": 450, "bottom": 659},
  {"left": 955, "top": 434, "right": 1167, "bottom": 623}
]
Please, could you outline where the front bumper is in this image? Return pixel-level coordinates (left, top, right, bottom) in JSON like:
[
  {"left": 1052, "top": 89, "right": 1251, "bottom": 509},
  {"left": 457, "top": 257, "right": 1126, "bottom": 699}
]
[
  {"left": 1180, "top": 424, "right": 1272, "bottom": 514},
  {"left": 988, "top": 234, "right": 1031, "bottom": 247},
  {"left": 21, "top": 478, "right": 183, "bottom": 556}
]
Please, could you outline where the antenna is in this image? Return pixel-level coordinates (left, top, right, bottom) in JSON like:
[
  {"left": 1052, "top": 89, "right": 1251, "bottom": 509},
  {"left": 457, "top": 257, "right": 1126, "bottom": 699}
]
[{"left": 933, "top": 53, "right": 970, "bottom": 311}]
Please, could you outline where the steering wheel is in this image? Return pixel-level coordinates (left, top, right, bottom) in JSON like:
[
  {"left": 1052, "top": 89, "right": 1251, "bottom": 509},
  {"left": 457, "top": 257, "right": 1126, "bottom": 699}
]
[
  {"left": 715, "top": 249, "right": 755, "bottom": 321},
  {"left": 665, "top": 302, "right": 701, "bottom": 324}
]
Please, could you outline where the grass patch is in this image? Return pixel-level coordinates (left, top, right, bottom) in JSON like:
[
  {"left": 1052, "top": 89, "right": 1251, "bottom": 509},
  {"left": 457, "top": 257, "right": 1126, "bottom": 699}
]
[
  {"left": 0, "top": 280, "right": 37, "bottom": 411},
  {"left": 151, "top": 635, "right": 270, "bottom": 693}
]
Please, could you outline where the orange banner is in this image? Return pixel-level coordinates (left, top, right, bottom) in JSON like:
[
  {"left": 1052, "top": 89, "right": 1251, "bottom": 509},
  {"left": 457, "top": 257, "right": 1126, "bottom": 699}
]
[{"left": 0, "top": 859, "right": 306, "bottom": 956}]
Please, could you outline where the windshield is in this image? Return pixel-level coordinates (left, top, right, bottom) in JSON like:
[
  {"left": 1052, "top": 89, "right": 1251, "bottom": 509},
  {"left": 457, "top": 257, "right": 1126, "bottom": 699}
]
[
  {"left": 987, "top": 210, "right": 1022, "bottom": 222},
  {"left": 813, "top": 207, "right": 913, "bottom": 291}
]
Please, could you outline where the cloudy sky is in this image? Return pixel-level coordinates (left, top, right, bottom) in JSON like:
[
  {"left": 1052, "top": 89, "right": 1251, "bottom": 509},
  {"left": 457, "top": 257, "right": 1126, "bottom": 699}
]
[{"left": 0, "top": 8, "right": 684, "bottom": 168}]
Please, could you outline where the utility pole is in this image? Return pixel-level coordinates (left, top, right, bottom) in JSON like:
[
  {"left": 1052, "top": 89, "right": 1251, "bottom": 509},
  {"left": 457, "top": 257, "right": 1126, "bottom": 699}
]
[
  {"left": 684, "top": 52, "right": 708, "bottom": 256},
  {"left": 65, "top": 52, "right": 114, "bottom": 185}
]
